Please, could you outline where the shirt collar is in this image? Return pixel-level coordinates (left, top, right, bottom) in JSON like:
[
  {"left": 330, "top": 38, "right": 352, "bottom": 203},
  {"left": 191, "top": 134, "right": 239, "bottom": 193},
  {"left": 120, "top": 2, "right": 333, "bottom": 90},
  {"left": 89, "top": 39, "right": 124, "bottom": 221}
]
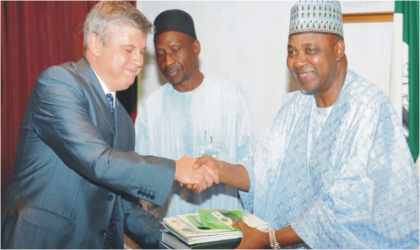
[{"left": 92, "top": 70, "right": 116, "bottom": 106}]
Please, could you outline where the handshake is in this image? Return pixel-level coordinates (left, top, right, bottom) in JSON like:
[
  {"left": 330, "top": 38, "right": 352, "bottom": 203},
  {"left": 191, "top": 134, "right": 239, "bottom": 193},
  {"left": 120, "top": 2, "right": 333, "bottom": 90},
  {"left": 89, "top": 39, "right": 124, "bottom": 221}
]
[{"left": 174, "top": 155, "right": 220, "bottom": 193}]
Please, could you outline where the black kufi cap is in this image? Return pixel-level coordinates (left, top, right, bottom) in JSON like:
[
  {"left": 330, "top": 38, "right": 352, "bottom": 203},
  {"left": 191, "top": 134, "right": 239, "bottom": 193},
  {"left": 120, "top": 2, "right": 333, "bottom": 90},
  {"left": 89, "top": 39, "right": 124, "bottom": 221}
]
[{"left": 154, "top": 9, "right": 197, "bottom": 41}]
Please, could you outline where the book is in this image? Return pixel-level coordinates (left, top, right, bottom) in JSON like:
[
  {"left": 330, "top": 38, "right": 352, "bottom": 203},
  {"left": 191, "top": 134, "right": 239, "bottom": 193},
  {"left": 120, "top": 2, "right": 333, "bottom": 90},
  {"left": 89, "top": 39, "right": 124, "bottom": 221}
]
[
  {"left": 162, "top": 210, "right": 269, "bottom": 246},
  {"left": 162, "top": 218, "right": 242, "bottom": 245},
  {"left": 161, "top": 229, "right": 242, "bottom": 249}
]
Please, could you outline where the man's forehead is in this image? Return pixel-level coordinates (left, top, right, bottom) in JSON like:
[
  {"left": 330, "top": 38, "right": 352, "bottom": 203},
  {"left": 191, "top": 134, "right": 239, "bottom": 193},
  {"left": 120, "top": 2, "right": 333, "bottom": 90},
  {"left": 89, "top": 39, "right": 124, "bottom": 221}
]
[
  {"left": 289, "top": 32, "right": 340, "bottom": 41},
  {"left": 288, "top": 32, "right": 322, "bottom": 42},
  {"left": 155, "top": 31, "right": 193, "bottom": 45},
  {"left": 99, "top": 25, "right": 147, "bottom": 51},
  {"left": 106, "top": 24, "right": 146, "bottom": 38}
]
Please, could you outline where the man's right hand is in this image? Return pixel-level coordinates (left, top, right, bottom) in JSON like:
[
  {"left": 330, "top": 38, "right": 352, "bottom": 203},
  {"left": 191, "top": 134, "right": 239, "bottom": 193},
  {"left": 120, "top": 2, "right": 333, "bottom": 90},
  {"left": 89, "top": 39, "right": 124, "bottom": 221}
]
[
  {"left": 193, "top": 154, "right": 220, "bottom": 173},
  {"left": 179, "top": 154, "right": 221, "bottom": 192},
  {"left": 180, "top": 154, "right": 251, "bottom": 193},
  {"left": 195, "top": 155, "right": 251, "bottom": 192},
  {"left": 174, "top": 155, "right": 219, "bottom": 192}
]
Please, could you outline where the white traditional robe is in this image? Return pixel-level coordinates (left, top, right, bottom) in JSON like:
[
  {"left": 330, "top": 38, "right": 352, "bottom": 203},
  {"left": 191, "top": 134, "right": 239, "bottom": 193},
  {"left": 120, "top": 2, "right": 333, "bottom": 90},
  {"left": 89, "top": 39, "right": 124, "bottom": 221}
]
[
  {"left": 239, "top": 70, "right": 419, "bottom": 248},
  {"left": 135, "top": 75, "right": 254, "bottom": 221}
]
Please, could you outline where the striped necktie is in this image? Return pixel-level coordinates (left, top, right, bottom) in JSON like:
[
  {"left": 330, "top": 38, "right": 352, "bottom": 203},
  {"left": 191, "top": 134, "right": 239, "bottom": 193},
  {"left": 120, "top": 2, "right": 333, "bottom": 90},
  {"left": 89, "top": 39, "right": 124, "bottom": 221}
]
[{"left": 106, "top": 93, "right": 115, "bottom": 115}]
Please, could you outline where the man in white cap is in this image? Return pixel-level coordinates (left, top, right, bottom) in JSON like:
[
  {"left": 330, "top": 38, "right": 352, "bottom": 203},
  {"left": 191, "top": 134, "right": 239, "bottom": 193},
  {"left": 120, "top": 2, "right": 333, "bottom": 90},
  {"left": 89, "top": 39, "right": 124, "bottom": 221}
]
[{"left": 192, "top": 0, "right": 419, "bottom": 248}]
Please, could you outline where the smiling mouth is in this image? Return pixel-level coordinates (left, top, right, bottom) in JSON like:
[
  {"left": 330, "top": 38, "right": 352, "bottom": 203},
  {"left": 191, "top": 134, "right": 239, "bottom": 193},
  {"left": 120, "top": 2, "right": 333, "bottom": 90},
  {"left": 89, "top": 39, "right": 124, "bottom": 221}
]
[
  {"left": 126, "top": 67, "right": 141, "bottom": 75},
  {"left": 296, "top": 71, "right": 313, "bottom": 81}
]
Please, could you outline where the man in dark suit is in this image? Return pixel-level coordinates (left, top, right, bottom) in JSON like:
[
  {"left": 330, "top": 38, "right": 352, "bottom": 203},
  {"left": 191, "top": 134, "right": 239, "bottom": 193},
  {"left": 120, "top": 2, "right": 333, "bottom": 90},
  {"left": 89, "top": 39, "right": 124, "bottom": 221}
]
[{"left": 1, "top": 1, "right": 218, "bottom": 249}]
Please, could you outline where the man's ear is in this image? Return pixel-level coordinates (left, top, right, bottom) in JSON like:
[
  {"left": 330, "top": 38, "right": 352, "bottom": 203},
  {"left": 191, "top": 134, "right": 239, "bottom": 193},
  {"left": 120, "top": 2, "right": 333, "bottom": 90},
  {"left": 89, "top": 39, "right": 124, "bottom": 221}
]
[
  {"left": 335, "top": 39, "right": 345, "bottom": 61},
  {"left": 192, "top": 40, "right": 201, "bottom": 56},
  {"left": 86, "top": 32, "right": 102, "bottom": 56}
]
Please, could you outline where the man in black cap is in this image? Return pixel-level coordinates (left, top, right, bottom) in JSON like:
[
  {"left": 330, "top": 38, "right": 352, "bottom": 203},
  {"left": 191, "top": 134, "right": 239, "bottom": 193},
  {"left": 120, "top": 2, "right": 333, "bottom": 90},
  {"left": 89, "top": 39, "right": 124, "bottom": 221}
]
[{"left": 134, "top": 9, "right": 255, "bottom": 221}]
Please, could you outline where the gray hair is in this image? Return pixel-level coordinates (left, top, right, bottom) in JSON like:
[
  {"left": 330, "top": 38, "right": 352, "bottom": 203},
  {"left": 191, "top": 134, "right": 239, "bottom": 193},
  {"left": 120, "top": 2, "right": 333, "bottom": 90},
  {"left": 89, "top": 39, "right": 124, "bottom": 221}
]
[{"left": 83, "top": 1, "right": 152, "bottom": 50}]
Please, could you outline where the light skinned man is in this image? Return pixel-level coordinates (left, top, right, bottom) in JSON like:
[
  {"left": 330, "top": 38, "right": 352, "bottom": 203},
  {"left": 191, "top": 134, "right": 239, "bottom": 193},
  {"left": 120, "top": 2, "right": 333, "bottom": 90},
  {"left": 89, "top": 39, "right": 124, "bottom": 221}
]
[{"left": 1, "top": 2, "right": 217, "bottom": 248}]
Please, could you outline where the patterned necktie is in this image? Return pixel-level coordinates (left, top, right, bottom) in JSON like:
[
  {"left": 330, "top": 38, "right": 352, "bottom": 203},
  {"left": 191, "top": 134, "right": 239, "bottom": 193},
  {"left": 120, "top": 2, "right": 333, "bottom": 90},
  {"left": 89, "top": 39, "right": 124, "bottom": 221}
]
[
  {"left": 104, "top": 93, "right": 116, "bottom": 249},
  {"left": 103, "top": 211, "right": 116, "bottom": 249},
  {"left": 106, "top": 93, "right": 115, "bottom": 115}
]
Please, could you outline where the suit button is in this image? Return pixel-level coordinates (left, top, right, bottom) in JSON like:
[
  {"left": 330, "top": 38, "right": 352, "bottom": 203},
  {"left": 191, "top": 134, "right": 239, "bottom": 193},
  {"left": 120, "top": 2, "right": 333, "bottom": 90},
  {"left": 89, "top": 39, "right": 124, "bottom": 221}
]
[
  {"left": 107, "top": 194, "right": 113, "bottom": 201},
  {"left": 101, "top": 229, "right": 107, "bottom": 236}
]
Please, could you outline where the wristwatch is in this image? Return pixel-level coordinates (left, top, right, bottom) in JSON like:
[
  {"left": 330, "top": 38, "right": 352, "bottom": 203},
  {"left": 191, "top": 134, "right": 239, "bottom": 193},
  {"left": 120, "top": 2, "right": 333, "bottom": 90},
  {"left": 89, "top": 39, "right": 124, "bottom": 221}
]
[{"left": 269, "top": 229, "right": 281, "bottom": 249}]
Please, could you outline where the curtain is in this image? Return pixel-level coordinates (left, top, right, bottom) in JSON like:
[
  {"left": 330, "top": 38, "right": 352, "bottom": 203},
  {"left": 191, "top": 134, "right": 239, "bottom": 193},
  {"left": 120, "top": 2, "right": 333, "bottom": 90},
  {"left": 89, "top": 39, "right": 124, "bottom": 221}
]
[
  {"left": 389, "top": 0, "right": 419, "bottom": 162},
  {"left": 1, "top": 1, "right": 137, "bottom": 198}
]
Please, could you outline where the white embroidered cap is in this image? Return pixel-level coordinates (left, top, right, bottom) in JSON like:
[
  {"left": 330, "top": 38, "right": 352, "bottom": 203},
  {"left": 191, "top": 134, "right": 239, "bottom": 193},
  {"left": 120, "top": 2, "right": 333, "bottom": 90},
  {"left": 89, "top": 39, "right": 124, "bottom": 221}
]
[{"left": 289, "top": 0, "right": 344, "bottom": 38}]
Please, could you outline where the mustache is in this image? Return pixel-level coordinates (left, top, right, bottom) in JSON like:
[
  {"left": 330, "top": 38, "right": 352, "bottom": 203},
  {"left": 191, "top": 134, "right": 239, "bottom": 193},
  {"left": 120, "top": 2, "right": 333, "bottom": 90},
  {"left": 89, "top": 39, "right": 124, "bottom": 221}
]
[
  {"left": 293, "top": 67, "right": 312, "bottom": 74},
  {"left": 166, "top": 64, "right": 180, "bottom": 74}
]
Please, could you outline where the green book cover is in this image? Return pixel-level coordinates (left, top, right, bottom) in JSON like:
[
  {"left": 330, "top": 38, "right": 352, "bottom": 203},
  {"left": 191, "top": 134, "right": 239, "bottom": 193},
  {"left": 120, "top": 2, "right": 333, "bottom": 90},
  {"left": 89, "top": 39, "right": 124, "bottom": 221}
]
[{"left": 197, "top": 209, "right": 243, "bottom": 230}]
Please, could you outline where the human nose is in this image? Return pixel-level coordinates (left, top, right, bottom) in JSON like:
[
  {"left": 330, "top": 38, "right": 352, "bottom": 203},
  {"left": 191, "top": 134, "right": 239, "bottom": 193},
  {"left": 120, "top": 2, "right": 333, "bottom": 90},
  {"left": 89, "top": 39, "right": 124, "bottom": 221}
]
[
  {"left": 164, "top": 53, "right": 175, "bottom": 66},
  {"left": 293, "top": 52, "right": 307, "bottom": 68},
  {"left": 132, "top": 51, "right": 143, "bottom": 67}
]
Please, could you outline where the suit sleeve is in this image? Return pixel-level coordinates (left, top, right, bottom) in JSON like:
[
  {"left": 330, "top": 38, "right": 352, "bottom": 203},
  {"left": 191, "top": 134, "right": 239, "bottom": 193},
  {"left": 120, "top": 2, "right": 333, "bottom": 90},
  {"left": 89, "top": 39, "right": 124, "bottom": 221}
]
[
  {"left": 121, "top": 193, "right": 164, "bottom": 249},
  {"left": 31, "top": 66, "right": 174, "bottom": 206}
]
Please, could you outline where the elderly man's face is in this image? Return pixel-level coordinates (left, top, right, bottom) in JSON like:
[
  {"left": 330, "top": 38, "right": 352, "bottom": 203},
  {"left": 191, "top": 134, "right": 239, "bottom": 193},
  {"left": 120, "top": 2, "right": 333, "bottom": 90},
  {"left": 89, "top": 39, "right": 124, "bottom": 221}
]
[
  {"left": 154, "top": 31, "right": 200, "bottom": 86},
  {"left": 287, "top": 33, "right": 342, "bottom": 96}
]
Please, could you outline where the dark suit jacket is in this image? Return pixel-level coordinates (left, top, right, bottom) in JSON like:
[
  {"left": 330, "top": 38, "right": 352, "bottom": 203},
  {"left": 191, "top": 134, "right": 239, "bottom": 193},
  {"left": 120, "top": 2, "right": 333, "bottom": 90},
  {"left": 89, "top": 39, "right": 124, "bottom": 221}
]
[{"left": 1, "top": 57, "right": 174, "bottom": 248}]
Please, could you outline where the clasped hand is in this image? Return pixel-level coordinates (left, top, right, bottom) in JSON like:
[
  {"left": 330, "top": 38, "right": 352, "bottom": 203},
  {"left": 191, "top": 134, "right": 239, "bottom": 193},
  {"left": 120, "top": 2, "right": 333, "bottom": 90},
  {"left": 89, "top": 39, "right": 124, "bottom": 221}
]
[{"left": 174, "top": 155, "right": 220, "bottom": 192}]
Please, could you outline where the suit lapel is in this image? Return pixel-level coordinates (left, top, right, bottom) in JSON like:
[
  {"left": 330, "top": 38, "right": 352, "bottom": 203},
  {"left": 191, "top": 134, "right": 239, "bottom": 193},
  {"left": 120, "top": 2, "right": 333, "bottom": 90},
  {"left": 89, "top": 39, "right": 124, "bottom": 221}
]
[{"left": 75, "top": 58, "right": 116, "bottom": 140}]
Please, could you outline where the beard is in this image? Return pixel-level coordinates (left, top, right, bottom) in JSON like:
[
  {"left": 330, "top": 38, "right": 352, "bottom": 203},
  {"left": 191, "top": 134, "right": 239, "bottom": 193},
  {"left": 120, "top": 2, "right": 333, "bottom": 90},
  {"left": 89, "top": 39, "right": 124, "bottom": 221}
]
[{"left": 298, "top": 82, "right": 318, "bottom": 95}]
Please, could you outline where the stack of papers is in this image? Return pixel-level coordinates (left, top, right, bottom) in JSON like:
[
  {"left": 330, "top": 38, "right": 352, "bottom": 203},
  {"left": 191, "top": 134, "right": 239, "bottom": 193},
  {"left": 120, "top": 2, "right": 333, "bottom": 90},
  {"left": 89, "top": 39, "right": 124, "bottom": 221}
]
[
  {"left": 161, "top": 209, "right": 270, "bottom": 249},
  {"left": 161, "top": 229, "right": 242, "bottom": 249}
]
